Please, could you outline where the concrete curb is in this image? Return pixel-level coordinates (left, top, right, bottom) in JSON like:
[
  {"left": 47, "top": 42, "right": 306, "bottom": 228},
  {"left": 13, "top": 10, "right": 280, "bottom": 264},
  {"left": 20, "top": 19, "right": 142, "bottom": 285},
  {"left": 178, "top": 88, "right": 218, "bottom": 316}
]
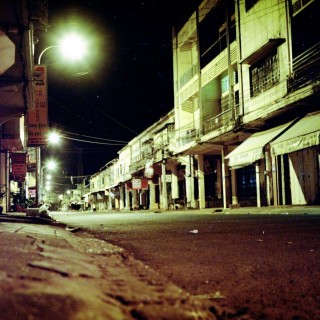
[{"left": 0, "top": 219, "right": 230, "bottom": 319}]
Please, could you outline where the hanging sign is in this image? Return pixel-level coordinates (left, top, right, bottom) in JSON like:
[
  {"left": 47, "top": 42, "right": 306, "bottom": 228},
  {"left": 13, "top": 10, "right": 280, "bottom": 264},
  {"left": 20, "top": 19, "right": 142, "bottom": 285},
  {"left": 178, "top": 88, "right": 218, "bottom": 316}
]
[
  {"left": 11, "top": 152, "right": 27, "bottom": 176},
  {"left": 27, "top": 65, "right": 48, "bottom": 146}
]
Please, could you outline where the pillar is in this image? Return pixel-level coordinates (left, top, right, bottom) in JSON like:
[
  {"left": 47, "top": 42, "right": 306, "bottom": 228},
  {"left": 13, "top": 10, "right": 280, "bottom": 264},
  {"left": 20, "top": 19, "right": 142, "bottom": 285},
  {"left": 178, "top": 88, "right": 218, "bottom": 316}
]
[
  {"left": 120, "top": 185, "right": 125, "bottom": 210},
  {"left": 222, "top": 147, "right": 231, "bottom": 209},
  {"left": 197, "top": 155, "right": 206, "bottom": 209},
  {"left": 125, "top": 185, "right": 130, "bottom": 210},
  {"left": 108, "top": 189, "right": 112, "bottom": 210},
  {"left": 231, "top": 170, "right": 238, "bottom": 205},
  {"left": 255, "top": 163, "right": 261, "bottom": 207},
  {"left": 161, "top": 161, "right": 168, "bottom": 210},
  {"left": 171, "top": 164, "right": 179, "bottom": 200},
  {"left": 280, "top": 155, "right": 286, "bottom": 205},
  {"left": 132, "top": 189, "right": 137, "bottom": 209},
  {"left": 271, "top": 156, "right": 279, "bottom": 206},
  {"left": 149, "top": 181, "right": 157, "bottom": 209},
  {"left": 185, "top": 155, "right": 196, "bottom": 208},
  {"left": 265, "top": 150, "right": 271, "bottom": 206}
]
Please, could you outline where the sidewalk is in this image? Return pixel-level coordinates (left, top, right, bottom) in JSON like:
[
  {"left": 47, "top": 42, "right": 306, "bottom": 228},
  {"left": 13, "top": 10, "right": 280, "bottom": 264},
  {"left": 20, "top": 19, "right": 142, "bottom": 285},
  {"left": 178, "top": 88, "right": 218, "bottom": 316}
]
[{"left": 0, "top": 214, "right": 234, "bottom": 320}]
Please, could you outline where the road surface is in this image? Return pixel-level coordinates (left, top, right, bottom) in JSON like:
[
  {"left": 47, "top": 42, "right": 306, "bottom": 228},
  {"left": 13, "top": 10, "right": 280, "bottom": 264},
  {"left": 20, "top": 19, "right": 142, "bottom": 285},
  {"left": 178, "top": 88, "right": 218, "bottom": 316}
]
[{"left": 51, "top": 210, "right": 320, "bottom": 320}]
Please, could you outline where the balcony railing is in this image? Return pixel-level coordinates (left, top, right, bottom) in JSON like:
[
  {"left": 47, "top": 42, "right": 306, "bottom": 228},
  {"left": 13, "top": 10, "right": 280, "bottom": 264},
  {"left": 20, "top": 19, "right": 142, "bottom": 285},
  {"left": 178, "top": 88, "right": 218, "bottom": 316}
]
[
  {"left": 129, "top": 150, "right": 153, "bottom": 173},
  {"left": 288, "top": 41, "right": 320, "bottom": 91},
  {"left": 203, "top": 108, "right": 233, "bottom": 135},
  {"left": 179, "top": 64, "right": 198, "bottom": 88},
  {"left": 177, "top": 128, "right": 198, "bottom": 147}
]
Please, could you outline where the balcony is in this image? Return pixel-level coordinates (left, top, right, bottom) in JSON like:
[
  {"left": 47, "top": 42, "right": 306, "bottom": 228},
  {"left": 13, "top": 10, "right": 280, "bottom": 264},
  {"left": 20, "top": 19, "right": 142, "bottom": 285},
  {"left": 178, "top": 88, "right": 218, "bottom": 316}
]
[
  {"left": 203, "top": 108, "right": 233, "bottom": 135},
  {"left": 129, "top": 150, "right": 153, "bottom": 174},
  {"left": 288, "top": 42, "right": 320, "bottom": 92}
]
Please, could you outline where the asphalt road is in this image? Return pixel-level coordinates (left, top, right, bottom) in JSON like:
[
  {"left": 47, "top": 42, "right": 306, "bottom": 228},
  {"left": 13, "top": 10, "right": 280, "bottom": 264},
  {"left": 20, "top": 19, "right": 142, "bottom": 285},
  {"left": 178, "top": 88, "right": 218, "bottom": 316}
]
[{"left": 51, "top": 210, "right": 320, "bottom": 320}]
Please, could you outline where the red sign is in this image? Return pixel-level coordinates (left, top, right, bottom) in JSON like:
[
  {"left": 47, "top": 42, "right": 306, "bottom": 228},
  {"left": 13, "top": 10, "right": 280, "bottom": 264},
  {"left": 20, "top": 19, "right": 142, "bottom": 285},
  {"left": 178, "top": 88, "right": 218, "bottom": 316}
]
[
  {"left": 131, "top": 178, "right": 149, "bottom": 190},
  {"left": 27, "top": 65, "right": 48, "bottom": 146},
  {"left": 11, "top": 152, "right": 27, "bottom": 176}
]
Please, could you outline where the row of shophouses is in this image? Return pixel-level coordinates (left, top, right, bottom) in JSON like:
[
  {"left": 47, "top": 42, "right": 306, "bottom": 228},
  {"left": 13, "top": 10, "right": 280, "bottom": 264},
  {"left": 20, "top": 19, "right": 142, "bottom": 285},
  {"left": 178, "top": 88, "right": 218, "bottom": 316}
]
[{"left": 86, "top": 0, "right": 320, "bottom": 211}]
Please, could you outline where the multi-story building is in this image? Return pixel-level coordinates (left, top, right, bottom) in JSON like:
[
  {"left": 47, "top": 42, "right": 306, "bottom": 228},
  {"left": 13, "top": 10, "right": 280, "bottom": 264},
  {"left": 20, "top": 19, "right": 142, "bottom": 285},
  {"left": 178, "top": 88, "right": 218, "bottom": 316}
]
[
  {"left": 0, "top": 1, "right": 48, "bottom": 212},
  {"left": 88, "top": 0, "right": 319, "bottom": 211},
  {"left": 172, "top": 0, "right": 320, "bottom": 208},
  {"left": 88, "top": 111, "right": 176, "bottom": 211}
]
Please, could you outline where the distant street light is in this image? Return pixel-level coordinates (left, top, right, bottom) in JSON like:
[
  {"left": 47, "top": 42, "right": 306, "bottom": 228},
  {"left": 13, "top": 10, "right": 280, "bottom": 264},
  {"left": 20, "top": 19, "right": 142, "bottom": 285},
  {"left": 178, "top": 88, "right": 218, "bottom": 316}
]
[
  {"left": 39, "top": 160, "right": 57, "bottom": 203},
  {"left": 47, "top": 131, "right": 61, "bottom": 145}
]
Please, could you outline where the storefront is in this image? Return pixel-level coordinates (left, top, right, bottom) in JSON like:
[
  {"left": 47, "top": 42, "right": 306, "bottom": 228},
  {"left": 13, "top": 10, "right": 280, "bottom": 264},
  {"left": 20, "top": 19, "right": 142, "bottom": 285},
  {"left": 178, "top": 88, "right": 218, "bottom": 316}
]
[
  {"left": 270, "top": 112, "right": 320, "bottom": 205},
  {"left": 225, "top": 122, "right": 294, "bottom": 207}
]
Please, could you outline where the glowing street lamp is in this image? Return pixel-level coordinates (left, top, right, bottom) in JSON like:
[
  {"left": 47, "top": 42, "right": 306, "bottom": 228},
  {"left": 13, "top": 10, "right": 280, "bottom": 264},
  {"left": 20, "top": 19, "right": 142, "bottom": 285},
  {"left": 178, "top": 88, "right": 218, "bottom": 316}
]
[
  {"left": 35, "top": 32, "right": 86, "bottom": 206},
  {"left": 47, "top": 131, "right": 62, "bottom": 145},
  {"left": 39, "top": 159, "right": 57, "bottom": 203},
  {"left": 38, "top": 33, "right": 87, "bottom": 65}
]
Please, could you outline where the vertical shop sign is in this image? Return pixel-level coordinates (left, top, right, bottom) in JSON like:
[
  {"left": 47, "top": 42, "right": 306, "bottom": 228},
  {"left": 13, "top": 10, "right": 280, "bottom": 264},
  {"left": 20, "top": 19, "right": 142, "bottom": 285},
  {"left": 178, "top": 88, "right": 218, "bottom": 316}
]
[
  {"left": 27, "top": 65, "right": 48, "bottom": 146},
  {"left": 141, "top": 179, "right": 149, "bottom": 190},
  {"left": 11, "top": 152, "right": 27, "bottom": 178}
]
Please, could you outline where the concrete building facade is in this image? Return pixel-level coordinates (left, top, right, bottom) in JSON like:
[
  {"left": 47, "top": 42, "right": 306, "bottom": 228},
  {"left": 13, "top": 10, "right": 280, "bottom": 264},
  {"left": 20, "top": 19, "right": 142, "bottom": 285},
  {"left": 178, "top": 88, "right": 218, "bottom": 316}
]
[{"left": 87, "top": 0, "right": 320, "bottom": 210}]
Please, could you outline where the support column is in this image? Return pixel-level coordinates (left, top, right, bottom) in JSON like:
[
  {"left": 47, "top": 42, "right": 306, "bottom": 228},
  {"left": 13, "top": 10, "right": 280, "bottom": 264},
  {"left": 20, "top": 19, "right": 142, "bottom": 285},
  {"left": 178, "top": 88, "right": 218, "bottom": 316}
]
[
  {"left": 171, "top": 164, "right": 179, "bottom": 200},
  {"left": 280, "top": 155, "right": 286, "bottom": 205},
  {"left": 125, "top": 185, "right": 131, "bottom": 210},
  {"left": 185, "top": 155, "right": 196, "bottom": 208},
  {"left": 149, "top": 181, "right": 157, "bottom": 210},
  {"left": 120, "top": 185, "right": 125, "bottom": 210},
  {"left": 132, "top": 189, "right": 137, "bottom": 209},
  {"left": 197, "top": 155, "right": 206, "bottom": 209},
  {"left": 265, "top": 150, "right": 271, "bottom": 206},
  {"left": 256, "top": 163, "right": 261, "bottom": 207},
  {"left": 272, "top": 156, "right": 279, "bottom": 206},
  {"left": 222, "top": 147, "right": 231, "bottom": 209},
  {"left": 108, "top": 189, "right": 112, "bottom": 210},
  {"left": 231, "top": 170, "right": 238, "bottom": 205},
  {"left": 161, "top": 161, "right": 168, "bottom": 210}
]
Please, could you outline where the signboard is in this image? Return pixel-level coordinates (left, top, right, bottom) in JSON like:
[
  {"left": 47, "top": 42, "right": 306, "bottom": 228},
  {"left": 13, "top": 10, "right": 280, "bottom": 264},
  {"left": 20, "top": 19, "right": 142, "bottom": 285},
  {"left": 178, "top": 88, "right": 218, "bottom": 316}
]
[
  {"left": 141, "top": 179, "right": 149, "bottom": 190},
  {"left": 11, "top": 152, "right": 27, "bottom": 177},
  {"left": 132, "top": 178, "right": 141, "bottom": 190},
  {"left": 28, "top": 189, "right": 36, "bottom": 198},
  {"left": 27, "top": 65, "right": 48, "bottom": 146},
  {"left": 131, "top": 178, "right": 149, "bottom": 190}
]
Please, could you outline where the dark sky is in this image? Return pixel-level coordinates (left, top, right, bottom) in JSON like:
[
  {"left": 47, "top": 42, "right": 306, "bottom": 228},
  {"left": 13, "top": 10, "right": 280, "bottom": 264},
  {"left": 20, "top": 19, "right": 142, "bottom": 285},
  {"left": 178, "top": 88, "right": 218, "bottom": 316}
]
[{"left": 41, "top": 1, "right": 196, "bottom": 177}]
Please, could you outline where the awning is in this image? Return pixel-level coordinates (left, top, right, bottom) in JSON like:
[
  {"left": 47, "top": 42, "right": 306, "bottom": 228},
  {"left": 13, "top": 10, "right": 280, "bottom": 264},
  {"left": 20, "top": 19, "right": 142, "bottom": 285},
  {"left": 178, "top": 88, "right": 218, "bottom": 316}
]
[
  {"left": 241, "top": 38, "right": 285, "bottom": 65},
  {"left": 1, "top": 138, "right": 23, "bottom": 151},
  {"left": 225, "top": 122, "right": 293, "bottom": 168},
  {"left": 270, "top": 112, "right": 320, "bottom": 156}
]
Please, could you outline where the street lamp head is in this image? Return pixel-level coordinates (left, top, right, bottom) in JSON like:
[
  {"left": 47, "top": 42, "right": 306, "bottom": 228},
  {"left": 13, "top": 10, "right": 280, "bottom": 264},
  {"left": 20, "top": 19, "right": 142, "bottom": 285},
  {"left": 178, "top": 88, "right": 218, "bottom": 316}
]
[
  {"left": 47, "top": 131, "right": 61, "bottom": 145},
  {"left": 46, "top": 160, "right": 57, "bottom": 171},
  {"left": 37, "top": 32, "right": 87, "bottom": 65},
  {"left": 59, "top": 33, "right": 87, "bottom": 61}
]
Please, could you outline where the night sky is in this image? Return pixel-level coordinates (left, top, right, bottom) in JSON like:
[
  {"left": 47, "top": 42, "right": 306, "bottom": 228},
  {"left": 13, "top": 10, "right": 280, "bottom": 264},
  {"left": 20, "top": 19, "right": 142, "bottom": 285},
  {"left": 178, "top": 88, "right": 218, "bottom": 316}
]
[{"left": 41, "top": 1, "right": 196, "bottom": 178}]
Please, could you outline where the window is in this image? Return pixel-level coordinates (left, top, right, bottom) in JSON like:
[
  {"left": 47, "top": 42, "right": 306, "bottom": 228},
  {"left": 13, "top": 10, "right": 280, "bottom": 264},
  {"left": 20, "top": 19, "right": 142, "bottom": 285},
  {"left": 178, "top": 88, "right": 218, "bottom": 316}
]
[
  {"left": 221, "top": 75, "right": 229, "bottom": 94},
  {"left": 221, "top": 71, "right": 238, "bottom": 94},
  {"left": 245, "top": 0, "right": 259, "bottom": 12},
  {"left": 199, "top": 0, "right": 236, "bottom": 68},
  {"left": 250, "top": 50, "right": 279, "bottom": 97}
]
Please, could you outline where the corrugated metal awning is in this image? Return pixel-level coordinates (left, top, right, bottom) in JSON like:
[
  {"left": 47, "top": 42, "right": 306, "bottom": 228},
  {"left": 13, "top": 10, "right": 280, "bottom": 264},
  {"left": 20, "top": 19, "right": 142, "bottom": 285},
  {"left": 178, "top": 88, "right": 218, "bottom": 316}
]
[
  {"left": 270, "top": 112, "right": 320, "bottom": 156},
  {"left": 225, "top": 121, "right": 293, "bottom": 169}
]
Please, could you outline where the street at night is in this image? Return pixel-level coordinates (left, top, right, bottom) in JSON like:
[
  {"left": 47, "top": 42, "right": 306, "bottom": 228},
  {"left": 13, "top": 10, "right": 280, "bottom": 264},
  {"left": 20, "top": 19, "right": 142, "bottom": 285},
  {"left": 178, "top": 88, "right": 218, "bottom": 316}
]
[
  {"left": 51, "top": 208, "right": 320, "bottom": 320},
  {"left": 1, "top": 1, "right": 320, "bottom": 319}
]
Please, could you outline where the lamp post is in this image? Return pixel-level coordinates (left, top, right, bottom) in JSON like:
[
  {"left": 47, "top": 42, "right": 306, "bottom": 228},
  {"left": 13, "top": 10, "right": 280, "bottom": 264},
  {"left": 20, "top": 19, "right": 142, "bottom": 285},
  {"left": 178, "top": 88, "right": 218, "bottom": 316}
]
[{"left": 34, "top": 33, "right": 87, "bottom": 207}]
